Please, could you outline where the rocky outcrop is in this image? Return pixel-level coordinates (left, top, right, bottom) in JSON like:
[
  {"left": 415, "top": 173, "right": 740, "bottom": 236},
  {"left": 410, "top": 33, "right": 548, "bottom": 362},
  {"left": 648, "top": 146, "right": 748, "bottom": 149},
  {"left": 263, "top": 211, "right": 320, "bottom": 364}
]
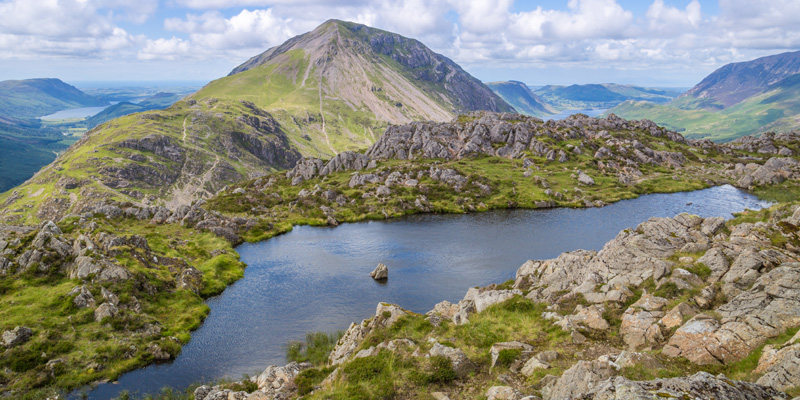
[
  {"left": 366, "top": 113, "right": 687, "bottom": 170},
  {"left": 542, "top": 357, "right": 617, "bottom": 400},
  {"left": 193, "top": 361, "right": 312, "bottom": 400},
  {"left": 588, "top": 372, "right": 787, "bottom": 400},
  {"left": 328, "top": 303, "right": 412, "bottom": 365}
]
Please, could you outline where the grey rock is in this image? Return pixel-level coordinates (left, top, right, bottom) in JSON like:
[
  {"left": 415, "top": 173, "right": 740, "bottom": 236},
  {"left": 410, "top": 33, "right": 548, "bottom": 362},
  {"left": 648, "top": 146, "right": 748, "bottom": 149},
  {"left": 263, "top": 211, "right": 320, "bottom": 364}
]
[
  {"left": 486, "top": 386, "right": 522, "bottom": 400},
  {"left": 429, "top": 343, "right": 477, "bottom": 377},
  {"left": 2, "top": 326, "right": 33, "bottom": 347},
  {"left": 587, "top": 372, "right": 786, "bottom": 400},
  {"left": 370, "top": 263, "right": 388, "bottom": 280},
  {"left": 70, "top": 285, "right": 96, "bottom": 308},
  {"left": 94, "top": 302, "right": 119, "bottom": 322}
]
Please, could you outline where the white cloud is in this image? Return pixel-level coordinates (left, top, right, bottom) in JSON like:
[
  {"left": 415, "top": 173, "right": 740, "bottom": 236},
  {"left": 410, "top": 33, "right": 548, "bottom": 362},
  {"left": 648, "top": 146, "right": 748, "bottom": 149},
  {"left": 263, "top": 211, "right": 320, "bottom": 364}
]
[
  {"left": 646, "top": 0, "right": 701, "bottom": 33},
  {"left": 0, "top": 0, "right": 144, "bottom": 59},
  {"left": 4, "top": 0, "right": 800, "bottom": 84},
  {"left": 137, "top": 37, "right": 192, "bottom": 60}
]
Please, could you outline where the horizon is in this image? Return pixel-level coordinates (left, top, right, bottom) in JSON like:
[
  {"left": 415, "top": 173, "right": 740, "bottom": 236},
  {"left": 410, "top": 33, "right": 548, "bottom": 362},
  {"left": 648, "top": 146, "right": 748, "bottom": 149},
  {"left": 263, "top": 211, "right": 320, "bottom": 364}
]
[{"left": 1, "top": 1, "right": 799, "bottom": 87}]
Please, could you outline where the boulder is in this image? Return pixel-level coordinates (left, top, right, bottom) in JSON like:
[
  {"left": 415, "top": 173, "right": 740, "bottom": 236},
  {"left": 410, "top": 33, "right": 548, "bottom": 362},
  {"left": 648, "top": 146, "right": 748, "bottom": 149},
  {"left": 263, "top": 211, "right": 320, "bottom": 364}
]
[
  {"left": 429, "top": 342, "right": 477, "bottom": 377},
  {"left": 520, "top": 356, "right": 550, "bottom": 377},
  {"left": 2, "top": 326, "right": 33, "bottom": 347},
  {"left": 486, "top": 386, "right": 522, "bottom": 400},
  {"left": 370, "top": 263, "right": 388, "bottom": 280},
  {"left": 94, "top": 302, "right": 119, "bottom": 322},
  {"left": 577, "top": 170, "right": 595, "bottom": 185}
]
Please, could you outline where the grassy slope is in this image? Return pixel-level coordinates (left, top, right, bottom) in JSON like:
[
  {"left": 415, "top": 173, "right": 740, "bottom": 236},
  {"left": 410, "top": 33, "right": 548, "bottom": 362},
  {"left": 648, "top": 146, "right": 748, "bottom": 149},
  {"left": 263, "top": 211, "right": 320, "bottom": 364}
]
[{"left": 609, "top": 75, "right": 800, "bottom": 142}]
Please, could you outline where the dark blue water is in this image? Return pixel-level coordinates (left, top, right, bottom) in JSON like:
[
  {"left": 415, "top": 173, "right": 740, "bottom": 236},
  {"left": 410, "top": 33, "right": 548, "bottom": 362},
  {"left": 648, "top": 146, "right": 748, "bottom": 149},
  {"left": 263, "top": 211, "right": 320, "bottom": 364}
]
[
  {"left": 84, "top": 185, "right": 770, "bottom": 399},
  {"left": 547, "top": 109, "right": 607, "bottom": 120}
]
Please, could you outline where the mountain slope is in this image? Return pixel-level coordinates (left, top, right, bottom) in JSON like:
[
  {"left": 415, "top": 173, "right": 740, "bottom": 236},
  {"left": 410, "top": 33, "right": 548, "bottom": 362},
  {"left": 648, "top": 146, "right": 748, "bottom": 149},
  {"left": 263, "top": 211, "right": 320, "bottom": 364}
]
[
  {"left": 0, "top": 78, "right": 107, "bottom": 119},
  {"left": 486, "top": 81, "right": 554, "bottom": 117},
  {"left": 0, "top": 20, "right": 514, "bottom": 222},
  {"left": 609, "top": 51, "right": 800, "bottom": 141},
  {"left": 674, "top": 50, "right": 800, "bottom": 110},
  {"left": 195, "top": 19, "right": 513, "bottom": 157}
]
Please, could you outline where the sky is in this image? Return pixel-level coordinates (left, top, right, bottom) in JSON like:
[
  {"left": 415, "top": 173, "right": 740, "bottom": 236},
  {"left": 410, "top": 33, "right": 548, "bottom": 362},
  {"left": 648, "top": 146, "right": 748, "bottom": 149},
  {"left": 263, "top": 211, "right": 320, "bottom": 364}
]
[{"left": 0, "top": 0, "right": 798, "bottom": 87}]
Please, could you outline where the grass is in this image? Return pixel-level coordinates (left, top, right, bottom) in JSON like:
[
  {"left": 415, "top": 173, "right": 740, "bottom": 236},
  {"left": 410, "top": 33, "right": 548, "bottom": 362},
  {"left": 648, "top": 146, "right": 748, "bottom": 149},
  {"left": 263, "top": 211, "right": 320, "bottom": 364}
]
[{"left": 286, "top": 331, "right": 345, "bottom": 366}]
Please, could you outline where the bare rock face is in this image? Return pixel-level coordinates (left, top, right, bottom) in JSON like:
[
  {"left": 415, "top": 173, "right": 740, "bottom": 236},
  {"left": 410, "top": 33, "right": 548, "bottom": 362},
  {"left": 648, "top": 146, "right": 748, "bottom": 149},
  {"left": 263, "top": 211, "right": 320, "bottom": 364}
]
[
  {"left": 588, "top": 372, "right": 787, "bottom": 400},
  {"left": 756, "top": 331, "right": 800, "bottom": 392},
  {"left": 517, "top": 214, "right": 703, "bottom": 305},
  {"left": 620, "top": 294, "right": 668, "bottom": 350},
  {"left": 664, "top": 264, "right": 800, "bottom": 365},
  {"left": 542, "top": 358, "right": 617, "bottom": 400}
]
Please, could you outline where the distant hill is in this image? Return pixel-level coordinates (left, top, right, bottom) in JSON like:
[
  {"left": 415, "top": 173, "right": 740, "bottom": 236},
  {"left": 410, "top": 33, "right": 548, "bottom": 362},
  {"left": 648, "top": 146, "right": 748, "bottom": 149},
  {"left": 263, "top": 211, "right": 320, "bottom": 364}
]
[
  {"left": 86, "top": 92, "right": 184, "bottom": 128},
  {"left": 0, "top": 78, "right": 107, "bottom": 119},
  {"left": 609, "top": 51, "right": 800, "bottom": 141},
  {"left": 674, "top": 50, "right": 800, "bottom": 111},
  {"left": 486, "top": 81, "right": 555, "bottom": 117},
  {"left": 534, "top": 84, "right": 682, "bottom": 110}
]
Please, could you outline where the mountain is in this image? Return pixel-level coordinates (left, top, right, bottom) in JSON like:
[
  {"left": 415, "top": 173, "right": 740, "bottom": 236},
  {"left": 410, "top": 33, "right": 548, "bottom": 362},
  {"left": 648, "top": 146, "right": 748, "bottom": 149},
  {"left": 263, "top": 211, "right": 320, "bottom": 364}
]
[
  {"left": 85, "top": 92, "right": 185, "bottom": 128},
  {"left": 609, "top": 51, "right": 800, "bottom": 141},
  {"left": 673, "top": 50, "right": 800, "bottom": 111},
  {"left": 0, "top": 78, "right": 107, "bottom": 119},
  {"left": 486, "top": 81, "right": 555, "bottom": 117},
  {"left": 0, "top": 20, "right": 513, "bottom": 223},
  {"left": 534, "top": 83, "right": 682, "bottom": 110},
  {"left": 196, "top": 19, "right": 513, "bottom": 156}
]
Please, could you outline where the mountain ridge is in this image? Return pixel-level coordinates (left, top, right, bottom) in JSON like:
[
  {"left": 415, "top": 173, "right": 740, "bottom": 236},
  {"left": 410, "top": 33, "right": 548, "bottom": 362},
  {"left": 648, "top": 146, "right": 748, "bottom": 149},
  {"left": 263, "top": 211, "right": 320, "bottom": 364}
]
[{"left": 486, "top": 81, "right": 554, "bottom": 117}]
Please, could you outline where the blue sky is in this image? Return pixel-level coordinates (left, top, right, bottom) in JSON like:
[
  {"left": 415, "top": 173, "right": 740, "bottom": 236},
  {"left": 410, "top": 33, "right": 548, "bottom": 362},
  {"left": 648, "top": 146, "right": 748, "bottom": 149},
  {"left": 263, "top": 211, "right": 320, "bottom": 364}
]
[{"left": 0, "top": 0, "right": 797, "bottom": 87}]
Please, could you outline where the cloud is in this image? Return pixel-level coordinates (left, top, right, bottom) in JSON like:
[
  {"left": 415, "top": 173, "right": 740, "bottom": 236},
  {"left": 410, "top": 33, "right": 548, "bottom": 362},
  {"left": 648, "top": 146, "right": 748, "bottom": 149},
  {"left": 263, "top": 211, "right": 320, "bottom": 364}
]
[
  {"left": 646, "top": 0, "right": 702, "bottom": 33},
  {"left": 0, "top": 0, "right": 144, "bottom": 59}
]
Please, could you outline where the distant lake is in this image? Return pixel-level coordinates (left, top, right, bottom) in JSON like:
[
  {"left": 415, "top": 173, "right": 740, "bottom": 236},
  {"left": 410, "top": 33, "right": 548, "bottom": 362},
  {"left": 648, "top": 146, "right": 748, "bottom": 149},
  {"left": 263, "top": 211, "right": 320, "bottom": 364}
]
[
  {"left": 39, "top": 105, "right": 114, "bottom": 120},
  {"left": 547, "top": 109, "right": 607, "bottom": 120},
  {"left": 81, "top": 185, "right": 771, "bottom": 399}
]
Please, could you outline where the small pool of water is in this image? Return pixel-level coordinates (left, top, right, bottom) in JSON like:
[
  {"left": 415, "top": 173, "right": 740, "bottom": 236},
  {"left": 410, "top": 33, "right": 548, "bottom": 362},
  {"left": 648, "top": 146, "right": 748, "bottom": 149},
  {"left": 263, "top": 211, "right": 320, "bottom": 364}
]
[{"left": 83, "top": 185, "right": 770, "bottom": 399}]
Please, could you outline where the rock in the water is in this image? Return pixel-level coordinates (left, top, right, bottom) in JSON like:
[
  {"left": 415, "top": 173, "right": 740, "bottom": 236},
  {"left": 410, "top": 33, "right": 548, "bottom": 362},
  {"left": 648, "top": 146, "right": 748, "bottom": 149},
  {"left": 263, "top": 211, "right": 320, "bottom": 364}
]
[
  {"left": 370, "top": 263, "right": 388, "bottom": 280},
  {"left": 2, "top": 326, "right": 33, "bottom": 347}
]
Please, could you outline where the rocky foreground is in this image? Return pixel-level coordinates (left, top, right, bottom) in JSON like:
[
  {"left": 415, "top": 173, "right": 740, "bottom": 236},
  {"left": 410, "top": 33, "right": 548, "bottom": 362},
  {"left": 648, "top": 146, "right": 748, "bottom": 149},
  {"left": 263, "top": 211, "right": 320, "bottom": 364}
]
[
  {"left": 195, "top": 203, "right": 800, "bottom": 399},
  {"left": 2, "top": 112, "right": 800, "bottom": 397}
]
